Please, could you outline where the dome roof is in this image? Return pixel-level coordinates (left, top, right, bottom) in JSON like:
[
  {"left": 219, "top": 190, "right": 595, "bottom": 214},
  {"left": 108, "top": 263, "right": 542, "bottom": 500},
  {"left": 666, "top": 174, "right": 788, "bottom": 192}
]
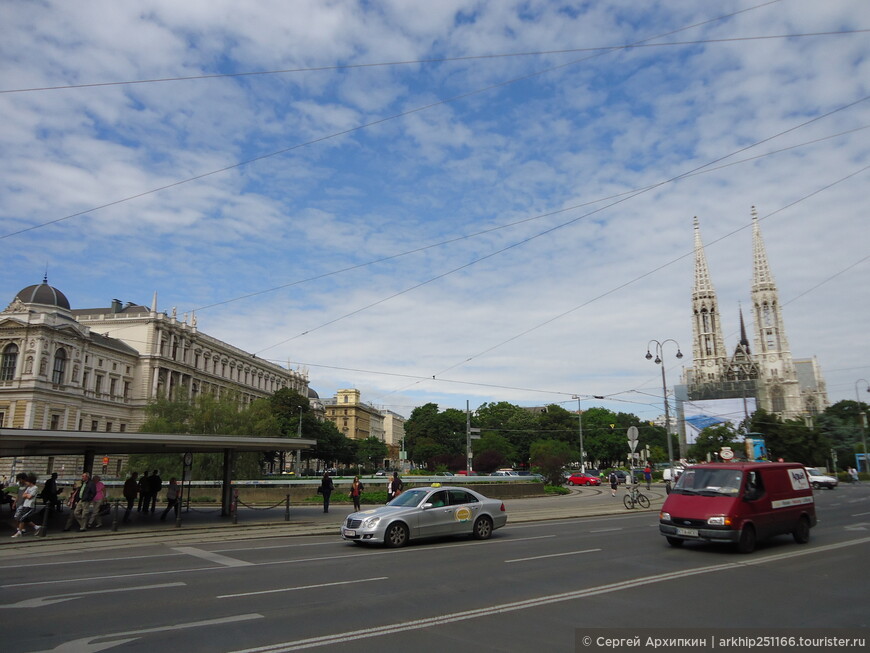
[
  {"left": 15, "top": 279, "right": 71, "bottom": 310},
  {"left": 308, "top": 387, "right": 320, "bottom": 399}
]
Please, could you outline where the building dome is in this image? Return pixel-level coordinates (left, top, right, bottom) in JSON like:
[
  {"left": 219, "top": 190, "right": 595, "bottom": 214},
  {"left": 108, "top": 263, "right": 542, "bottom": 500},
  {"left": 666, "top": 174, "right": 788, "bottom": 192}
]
[
  {"left": 15, "top": 279, "right": 71, "bottom": 310},
  {"left": 308, "top": 387, "right": 320, "bottom": 399}
]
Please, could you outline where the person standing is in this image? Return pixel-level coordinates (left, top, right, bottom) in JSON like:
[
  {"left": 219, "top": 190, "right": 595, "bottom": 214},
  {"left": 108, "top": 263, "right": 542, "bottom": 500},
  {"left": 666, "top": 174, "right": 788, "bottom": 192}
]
[
  {"left": 319, "top": 472, "right": 334, "bottom": 513},
  {"left": 350, "top": 476, "right": 364, "bottom": 512},
  {"left": 643, "top": 464, "right": 652, "bottom": 491},
  {"left": 137, "top": 470, "right": 150, "bottom": 512},
  {"left": 148, "top": 469, "right": 162, "bottom": 513},
  {"left": 389, "top": 471, "right": 404, "bottom": 502},
  {"left": 123, "top": 471, "right": 139, "bottom": 523},
  {"left": 609, "top": 470, "right": 619, "bottom": 497},
  {"left": 160, "top": 478, "right": 181, "bottom": 521},
  {"left": 40, "top": 472, "right": 62, "bottom": 513}
]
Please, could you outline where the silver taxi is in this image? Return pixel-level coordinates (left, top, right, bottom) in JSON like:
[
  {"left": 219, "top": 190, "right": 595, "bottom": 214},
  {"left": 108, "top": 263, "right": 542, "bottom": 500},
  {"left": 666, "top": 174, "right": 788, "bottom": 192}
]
[{"left": 341, "top": 484, "right": 507, "bottom": 547}]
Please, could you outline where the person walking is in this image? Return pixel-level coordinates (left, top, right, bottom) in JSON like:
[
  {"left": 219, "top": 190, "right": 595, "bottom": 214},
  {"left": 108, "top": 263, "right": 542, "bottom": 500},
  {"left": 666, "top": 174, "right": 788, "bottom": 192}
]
[
  {"left": 148, "top": 469, "right": 162, "bottom": 513},
  {"left": 350, "top": 476, "right": 364, "bottom": 512},
  {"left": 609, "top": 470, "right": 619, "bottom": 497},
  {"left": 319, "top": 472, "right": 334, "bottom": 513},
  {"left": 65, "top": 472, "right": 96, "bottom": 532},
  {"left": 643, "top": 464, "right": 652, "bottom": 491},
  {"left": 137, "top": 470, "right": 150, "bottom": 512},
  {"left": 11, "top": 474, "right": 40, "bottom": 537},
  {"left": 160, "top": 478, "right": 181, "bottom": 521},
  {"left": 87, "top": 475, "right": 107, "bottom": 528},
  {"left": 123, "top": 471, "right": 139, "bottom": 523}
]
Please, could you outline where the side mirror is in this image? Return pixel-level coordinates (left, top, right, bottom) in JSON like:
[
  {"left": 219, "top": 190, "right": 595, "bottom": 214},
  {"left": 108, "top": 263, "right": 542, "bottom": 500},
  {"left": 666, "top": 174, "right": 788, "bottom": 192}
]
[{"left": 421, "top": 502, "right": 433, "bottom": 510}]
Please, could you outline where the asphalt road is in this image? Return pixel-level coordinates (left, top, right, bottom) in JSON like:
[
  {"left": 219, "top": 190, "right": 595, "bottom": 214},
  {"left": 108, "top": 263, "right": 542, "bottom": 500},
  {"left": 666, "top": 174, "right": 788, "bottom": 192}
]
[{"left": 1, "top": 485, "right": 868, "bottom": 653}]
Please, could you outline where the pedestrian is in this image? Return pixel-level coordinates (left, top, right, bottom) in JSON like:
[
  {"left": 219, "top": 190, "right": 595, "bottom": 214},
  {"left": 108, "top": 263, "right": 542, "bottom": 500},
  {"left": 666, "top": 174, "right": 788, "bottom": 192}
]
[
  {"left": 643, "top": 464, "right": 652, "bottom": 491},
  {"left": 40, "top": 472, "right": 62, "bottom": 513},
  {"left": 160, "top": 478, "right": 181, "bottom": 521},
  {"left": 350, "top": 476, "right": 365, "bottom": 511},
  {"left": 849, "top": 467, "right": 860, "bottom": 484},
  {"left": 11, "top": 473, "right": 41, "bottom": 537},
  {"left": 609, "top": 470, "right": 619, "bottom": 497},
  {"left": 388, "top": 471, "right": 404, "bottom": 502},
  {"left": 88, "top": 475, "right": 107, "bottom": 528},
  {"left": 123, "top": 471, "right": 139, "bottom": 523},
  {"left": 148, "top": 469, "right": 162, "bottom": 513},
  {"left": 318, "top": 472, "right": 334, "bottom": 513},
  {"left": 137, "top": 470, "right": 150, "bottom": 512},
  {"left": 64, "top": 471, "right": 96, "bottom": 532}
]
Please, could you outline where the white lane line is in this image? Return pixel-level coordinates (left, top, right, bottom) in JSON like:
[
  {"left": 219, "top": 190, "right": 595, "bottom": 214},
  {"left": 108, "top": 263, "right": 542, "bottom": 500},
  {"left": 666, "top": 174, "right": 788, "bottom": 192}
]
[
  {"left": 36, "top": 613, "right": 263, "bottom": 653},
  {"left": 590, "top": 528, "right": 622, "bottom": 533},
  {"left": 227, "top": 536, "right": 870, "bottom": 653},
  {"left": 218, "top": 576, "right": 388, "bottom": 599},
  {"left": 0, "top": 582, "right": 185, "bottom": 609},
  {"left": 172, "top": 546, "right": 254, "bottom": 567},
  {"left": 2, "top": 534, "right": 555, "bottom": 589},
  {"left": 505, "top": 548, "right": 600, "bottom": 563},
  {"left": 0, "top": 552, "right": 186, "bottom": 571}
]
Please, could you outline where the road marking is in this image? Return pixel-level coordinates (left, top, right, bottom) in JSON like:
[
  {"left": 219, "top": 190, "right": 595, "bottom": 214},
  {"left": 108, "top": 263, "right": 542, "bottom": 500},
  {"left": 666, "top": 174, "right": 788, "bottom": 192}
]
[
  {"left": 227, "top": 536, "right": 870, "bottom": 653},
  {"left": 0, "top": 582, "right": 185, "bottom": 609},
  {"left": 172, "top": 546, "right": 254, "bottom": 567},
  {"left": 505, "top": 548, "right": 600, "bottom": 563},
  {"left": 35, "top": 613, "right": 262, "bottom": 653},
  {"left": 1, "top": 534, "right": 553, "bottom": 589},
  {"left": 590, "top": 528, "right": 622, "bottom": 533},
  {"left": 218, "top": 576, "right": 388, "bottom": 598},
  {"left": 852, "top": 511, "right": 870, "bottom": 516},
  {"left": 0, "top": 552, "right": 185, "bottom": 571}
]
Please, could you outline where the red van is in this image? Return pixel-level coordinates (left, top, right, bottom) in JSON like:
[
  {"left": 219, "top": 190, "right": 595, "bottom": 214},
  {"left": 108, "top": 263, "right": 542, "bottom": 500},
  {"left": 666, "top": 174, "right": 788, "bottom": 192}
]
[{"left": 659, "top": 462, "right": 816, "bottom": 553}]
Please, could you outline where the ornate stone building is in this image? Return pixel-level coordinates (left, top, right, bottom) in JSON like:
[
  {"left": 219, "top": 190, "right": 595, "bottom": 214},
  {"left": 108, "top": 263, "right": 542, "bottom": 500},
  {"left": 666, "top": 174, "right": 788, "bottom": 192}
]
[
  {"left": 683, "top": 209, "right": 828, "bottom": 422},
  {"left": 0, "top": 279, "right": 310, "bottom": 477}
]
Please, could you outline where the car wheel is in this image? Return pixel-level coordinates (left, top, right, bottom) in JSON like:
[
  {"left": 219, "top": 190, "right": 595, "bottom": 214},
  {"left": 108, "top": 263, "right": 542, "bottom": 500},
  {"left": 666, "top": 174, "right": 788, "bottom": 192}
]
[
  {"left": 568, "top": 480, "right": 576, "bottom": 486},
  {"left": 792, "top": 516, "right": 811, "bottom": 544},
  {"left": 666, "top": 536, "right": 684, "bottom": 547},
  {"left": 472, "top": 515, "right": 493, "bottom": 540},
  {"left": 736, "top": 525, "right": 756, "bottom": 554},
  {"left": 585, "top": 481, "right": 592, "bottom": 486},
  {"left": 812, "top": 482, "right": 820, "bottom": 490},
  {"left": 385, "top": 522, "right": 409, "bottom": 548}
]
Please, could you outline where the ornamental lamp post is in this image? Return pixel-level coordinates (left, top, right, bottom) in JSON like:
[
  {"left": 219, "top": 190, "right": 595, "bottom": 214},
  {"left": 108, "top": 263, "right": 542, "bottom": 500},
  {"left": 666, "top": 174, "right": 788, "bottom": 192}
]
[{"left": 645, "top": 339, "right": 683, "bottom": 487}]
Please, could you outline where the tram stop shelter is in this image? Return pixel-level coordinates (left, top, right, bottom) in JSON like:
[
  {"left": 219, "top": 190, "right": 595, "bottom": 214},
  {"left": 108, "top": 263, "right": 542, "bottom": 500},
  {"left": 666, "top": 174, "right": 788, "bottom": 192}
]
[{"left": 0, "top": 428, "right": 316, "bottom": 516}]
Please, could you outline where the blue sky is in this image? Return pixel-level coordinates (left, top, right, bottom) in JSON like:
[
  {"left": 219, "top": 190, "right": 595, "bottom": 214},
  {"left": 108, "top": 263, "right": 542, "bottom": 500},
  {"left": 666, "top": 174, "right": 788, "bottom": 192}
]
[{"left": 1, "top": 0, "right": 868, "bottom": 420}]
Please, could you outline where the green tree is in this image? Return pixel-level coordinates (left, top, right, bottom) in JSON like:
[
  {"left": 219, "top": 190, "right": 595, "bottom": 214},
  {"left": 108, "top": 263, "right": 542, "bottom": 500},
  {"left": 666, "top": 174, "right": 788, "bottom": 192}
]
[
  {"left": 529, "top": 439, "right": 578, "bottom": 486},
  {"left": 357, "top": 437, "right": 388, "bottom": 472}
]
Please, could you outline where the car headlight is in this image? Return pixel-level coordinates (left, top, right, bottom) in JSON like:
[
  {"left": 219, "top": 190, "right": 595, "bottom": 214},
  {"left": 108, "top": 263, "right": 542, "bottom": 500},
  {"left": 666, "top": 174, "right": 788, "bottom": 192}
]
[
  {"left": 659, "top": 511, "right": 671, "bottom": 522},
  {"left": 707, "top": 515, "right": 732, "bottom": 526},
  {"left": 361, "top": 516, "right": 381, "bottom": 529}
]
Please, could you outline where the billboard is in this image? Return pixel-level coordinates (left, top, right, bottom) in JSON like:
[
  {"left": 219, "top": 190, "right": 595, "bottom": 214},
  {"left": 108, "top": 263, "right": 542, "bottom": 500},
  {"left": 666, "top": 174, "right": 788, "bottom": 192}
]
[{"left": 682, "top": 397, "right": 757, "bottom": 445}]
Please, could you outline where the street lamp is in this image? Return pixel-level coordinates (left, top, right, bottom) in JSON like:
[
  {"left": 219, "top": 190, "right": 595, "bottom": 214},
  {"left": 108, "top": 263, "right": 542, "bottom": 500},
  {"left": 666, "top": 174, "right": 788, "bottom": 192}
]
[
  {"left": 645, "top": 339, "right": 683, "bottom": 483},
  {"left": 855, "top": 379, "right": 870, "bottom": 475},
  {"left": 571, "top": 396, "right": 585, "bottom": 472}
]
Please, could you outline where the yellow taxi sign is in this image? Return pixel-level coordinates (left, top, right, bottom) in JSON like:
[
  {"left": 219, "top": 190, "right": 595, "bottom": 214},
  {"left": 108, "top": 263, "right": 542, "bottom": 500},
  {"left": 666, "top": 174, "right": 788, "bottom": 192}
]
[{"left": 431, "top": 482, "right": 442, "bottom": 488}]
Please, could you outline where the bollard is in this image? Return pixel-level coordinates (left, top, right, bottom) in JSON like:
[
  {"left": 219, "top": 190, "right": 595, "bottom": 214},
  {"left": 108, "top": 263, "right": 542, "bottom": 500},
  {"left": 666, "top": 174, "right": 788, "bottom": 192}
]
[
  {"left": 285, "top": 493, "right": 290, "bottom": 521},
  {"left": 175, "top": 497, "right": 182, "bottom": 528},
  {"left": 232, "top": 488, "right": 239, "bottom": 525},
  {"left": 37, "top": 503, "right": 51, "bottom": 538},
  {"left": 111, "top": 499, "right": 120, "bottom": 531}
]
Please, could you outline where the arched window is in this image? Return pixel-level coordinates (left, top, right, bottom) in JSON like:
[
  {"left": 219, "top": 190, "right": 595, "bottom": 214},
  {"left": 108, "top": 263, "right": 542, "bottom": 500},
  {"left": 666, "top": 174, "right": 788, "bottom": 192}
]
[
  {"left": 1, "top": 343, "right": 18, "bottom": 381},
  {"left": 52, "top": 348, "right": 67, "bottom": 385},
  {"left": 770, "top": 386, "right": 785, "bottom": 414}
]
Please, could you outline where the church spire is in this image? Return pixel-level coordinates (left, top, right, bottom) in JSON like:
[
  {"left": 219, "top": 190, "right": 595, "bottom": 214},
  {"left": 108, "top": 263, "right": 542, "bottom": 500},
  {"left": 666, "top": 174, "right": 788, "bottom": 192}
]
[{"left": 690, "top": 217, "right": 728, "bottom": 381}]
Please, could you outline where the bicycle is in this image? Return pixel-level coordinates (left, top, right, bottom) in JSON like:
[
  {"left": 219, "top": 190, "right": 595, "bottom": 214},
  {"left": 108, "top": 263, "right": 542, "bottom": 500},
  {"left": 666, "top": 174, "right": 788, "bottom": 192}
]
[{"left": 623, "top": 484, "right": 650, "bottom": 509}]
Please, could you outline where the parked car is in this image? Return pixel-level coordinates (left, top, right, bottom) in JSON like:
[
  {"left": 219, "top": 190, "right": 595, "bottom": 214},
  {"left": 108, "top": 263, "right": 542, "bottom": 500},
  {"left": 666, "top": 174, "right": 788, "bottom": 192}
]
[
  {"left": 804, "top": 467, "right": 838, "bottom": 490},
  {"left": 456, "top": 470, "right": 478, "bottom": 476},
  {"left": 605, "top": 469, "right": 628, "bottom": 484},
  {"left": 566, "top": 473, "right": 601, "bottom": 486},
  {"left": 341, "top": 485, "right": 508, "bottom": 547},
  {"left": 492, "top": 470, "right": 520, "bottom": 477}
]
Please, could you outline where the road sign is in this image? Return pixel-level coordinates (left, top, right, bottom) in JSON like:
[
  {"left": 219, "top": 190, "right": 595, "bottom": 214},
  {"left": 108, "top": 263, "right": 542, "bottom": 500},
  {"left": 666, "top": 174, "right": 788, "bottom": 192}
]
[
  {"left": 720, "top": 447, "right": 734, "bottom": 460},
  {"left": 627, "top": 426, "right": 639, "bottom": 452}
]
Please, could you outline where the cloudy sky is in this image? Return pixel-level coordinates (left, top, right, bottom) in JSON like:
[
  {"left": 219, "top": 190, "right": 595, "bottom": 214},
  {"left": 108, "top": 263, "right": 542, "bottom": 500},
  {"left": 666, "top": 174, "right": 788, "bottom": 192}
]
[{"left": 2, "top": 1, "right": 868, "bottom": 421}]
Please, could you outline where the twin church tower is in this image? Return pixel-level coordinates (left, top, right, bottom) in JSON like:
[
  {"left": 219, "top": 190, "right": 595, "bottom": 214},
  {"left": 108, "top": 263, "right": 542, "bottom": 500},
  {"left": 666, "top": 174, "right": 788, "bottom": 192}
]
[{"left": 683, "top": 207, "right": 828, "bottom": 422}]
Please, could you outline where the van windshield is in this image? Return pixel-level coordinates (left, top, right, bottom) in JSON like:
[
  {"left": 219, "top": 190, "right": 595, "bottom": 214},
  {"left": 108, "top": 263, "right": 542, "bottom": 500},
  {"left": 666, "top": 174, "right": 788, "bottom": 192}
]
[{"left": 673, "top": 468, "right": 743, "bottom": 496}]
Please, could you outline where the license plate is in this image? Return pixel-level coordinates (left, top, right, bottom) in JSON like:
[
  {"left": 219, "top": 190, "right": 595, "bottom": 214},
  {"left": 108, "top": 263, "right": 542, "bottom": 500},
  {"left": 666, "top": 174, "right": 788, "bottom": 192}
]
[
  {"left": 343, "top": 529, "right": 356, "bottom": 537},
  {"left": 676, "top": 527, "right": 698, "bottom": 537}
]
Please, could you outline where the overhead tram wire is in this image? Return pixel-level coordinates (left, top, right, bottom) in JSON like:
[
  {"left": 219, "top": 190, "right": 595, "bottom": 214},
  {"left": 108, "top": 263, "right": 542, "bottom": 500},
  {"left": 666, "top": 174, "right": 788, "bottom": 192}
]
[
  {"left": 0, "top": 1, "right": 799, "bottom": 242},
  {"left": 250, "top": 98, "right": 870, "bottom": 358}
]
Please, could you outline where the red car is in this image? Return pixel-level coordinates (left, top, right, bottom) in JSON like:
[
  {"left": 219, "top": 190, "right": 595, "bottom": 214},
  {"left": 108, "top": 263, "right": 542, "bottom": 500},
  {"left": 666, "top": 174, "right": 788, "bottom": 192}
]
[{"left": 567, "top": 473, "right": 601, "bottom": 486}]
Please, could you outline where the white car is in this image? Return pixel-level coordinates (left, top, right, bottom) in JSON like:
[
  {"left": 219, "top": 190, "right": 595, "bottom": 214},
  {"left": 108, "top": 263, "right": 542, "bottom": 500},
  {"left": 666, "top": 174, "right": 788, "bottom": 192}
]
[{"left": 804, "top": 467, "right": 838, "bottom": 490}]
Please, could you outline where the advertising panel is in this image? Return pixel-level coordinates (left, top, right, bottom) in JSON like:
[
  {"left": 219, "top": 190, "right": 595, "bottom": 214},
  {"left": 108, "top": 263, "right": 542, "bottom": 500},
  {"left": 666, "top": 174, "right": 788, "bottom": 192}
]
[{"left": 682, "top": 397, "right": 757, "bottom": 444}]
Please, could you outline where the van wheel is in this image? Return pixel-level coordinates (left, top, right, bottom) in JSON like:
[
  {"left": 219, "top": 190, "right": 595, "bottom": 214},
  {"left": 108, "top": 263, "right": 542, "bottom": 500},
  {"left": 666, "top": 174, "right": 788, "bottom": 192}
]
[
  {"left": 736, "top": 525, "right": 756, "bottom": 553},
  {"left": 666, "top": 537, "right": 684, "bottom": 547},
  {"left": 792, "top": 516, "right": 811, "bottom": 544}
]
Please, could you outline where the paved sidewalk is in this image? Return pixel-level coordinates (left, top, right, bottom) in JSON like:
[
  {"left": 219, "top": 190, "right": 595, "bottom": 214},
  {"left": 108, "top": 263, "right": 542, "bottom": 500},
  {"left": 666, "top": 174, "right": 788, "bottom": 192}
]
[{"left": 0, "top": 484, "right": 667, "bottom": 557}]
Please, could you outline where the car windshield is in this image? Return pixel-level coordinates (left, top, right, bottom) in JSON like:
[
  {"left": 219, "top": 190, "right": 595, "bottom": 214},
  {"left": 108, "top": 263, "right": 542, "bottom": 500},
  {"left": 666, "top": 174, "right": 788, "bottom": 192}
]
[
  {"left": 673, "top": 468, "right": 743, "bottom": 496},
  {"left": 806, "top": 468, "right": 822, "bottom": 477},
  {"left": 388, "top": 489, "right": 428, "bottom": 507}
]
